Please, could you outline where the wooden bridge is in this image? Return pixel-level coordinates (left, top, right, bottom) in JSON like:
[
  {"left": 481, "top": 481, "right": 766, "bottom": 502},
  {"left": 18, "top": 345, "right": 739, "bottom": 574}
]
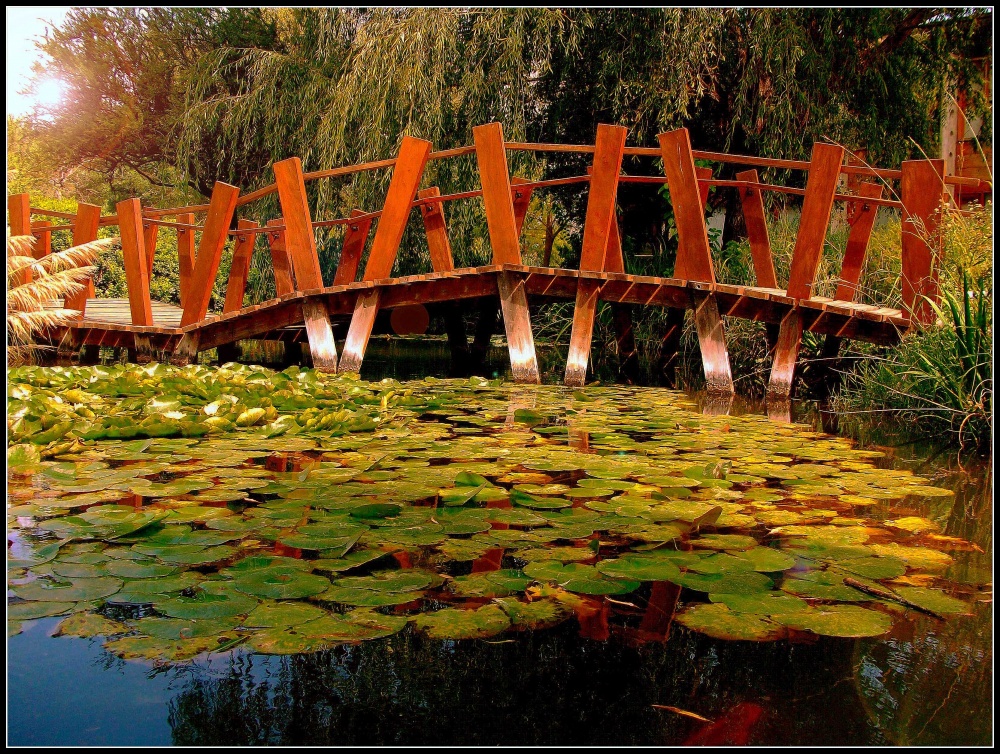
[{"left": 10, "top": 123, "right": 987, "bottom": 398}]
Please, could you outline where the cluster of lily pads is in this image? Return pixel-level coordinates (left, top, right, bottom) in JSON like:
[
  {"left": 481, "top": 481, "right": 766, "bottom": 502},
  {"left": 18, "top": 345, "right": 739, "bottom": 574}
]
[{"left": 7, "top": 363, "right": 976, "bottom": 663}]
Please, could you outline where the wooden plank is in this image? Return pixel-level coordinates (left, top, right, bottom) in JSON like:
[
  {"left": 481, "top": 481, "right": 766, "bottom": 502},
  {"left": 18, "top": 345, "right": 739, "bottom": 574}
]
[
  {"left": 785, "top": 142, "right": 845, "bottom": 299},
  {"left": 497, "top": 270, "right": 540, "bottom": 384},
  {"left": 511, "top": 177, "right": 534, "bottom": 237},
  {"left": 176, "top": 212, "right": 196, "bottom": 309},
  {"left": 564, "top": 278, "right": 601, "bottom": 386},
  {"left": 474, "top": 122, "right": 523, "bottom": 265},
  {"left": 332, "top": 209, "right": 372, "bottom": 285},
  {"left": 817, "top": 181, "right": 887, "bottom": 392},
  {"left": 273, "top": 157, "right": 324, "bottom": 290},
  {"left": 735, "top": 169, "right": 778, "bottom": 288},
  {"left": 338, "top": 290, "right": 380, "bottom": 374},
  {"left": 691, "top": 289, "right": 734, "bottom": 393},
  {"left": 417, "top": 187, "right": 455, "bottom": 271},
  {"left": 363, "top": 136, "right": 432, "bottom": 280},
  {"left": 900, "top": 158, "right": 946, "bottom": 325},
  {"left": 301, "top": 298, "right": 337, "bottom": 372},
  {"left": 267, "top": 219, "right": 296, "bottom": 295},
  {"left": 143, "top": 221, "right": 159, "bottom": 279},
  {"left": 658, "top": 129, "right": 715, "bottom": 283},
  {"left": 565, "top": 124, "right": 626, "bottom": 386},
  {"left": 338, "top": 136, "right": 432, "bottom": 375},
  {"left": 179, "top": 182, "right": 240, "bottom": 327},
  {"left": 222, "top": 219, "right": 259, "bottom": 313},
  {"left": 769, "top": 142, "right": 843, "bottom": 398},
  {"left": 674, "top": 166, "right": 712, "bottom": 279},
  {"left": 64, "top": 202, "right": 102, "bottom": 310},
  {"left": 115, "top": 198, "right": 154, "bottom": 326},
  {"left": 33, "top": 220, "right": 53, "bottom": 258},
  {"left": 9, "top": 193, "right": 33, "bottom": 284},
  {"left": 767, "top": 309, "right": 803, "bottom": 398}
]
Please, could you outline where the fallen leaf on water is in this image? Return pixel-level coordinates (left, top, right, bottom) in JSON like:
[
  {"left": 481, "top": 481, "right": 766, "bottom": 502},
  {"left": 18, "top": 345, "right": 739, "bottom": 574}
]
[{"left": 651, "top": 705, "right": 714, "bottom": 724}]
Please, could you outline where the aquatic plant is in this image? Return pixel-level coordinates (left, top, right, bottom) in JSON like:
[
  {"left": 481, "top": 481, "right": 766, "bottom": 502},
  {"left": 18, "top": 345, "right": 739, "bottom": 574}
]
[{"left": 6, "top": 367, "right": 984, "bottom": 662}]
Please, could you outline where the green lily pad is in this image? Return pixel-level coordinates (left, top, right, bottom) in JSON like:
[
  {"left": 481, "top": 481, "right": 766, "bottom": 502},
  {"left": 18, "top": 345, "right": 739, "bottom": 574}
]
[
  {"left": 244, "top": 601, "right": 329, "bottom": 628},
  {"left": 737, "top": 547, "right": 797, "bottom": 572},
  {"left": 893, "top": 587, "right": 972, "bottom": 615},
  {"left": 135, "top": 615, "right": 243, "bottom": 639},
  {"left": 523, "top": 561, "right": 639, "bottom": 595},
  {"left": 671, "top": 570, "right": 773, "bottom": 595},
  {"left": 415, "top": 604, "right": 511, "bottom": 639},
  {"left": 104, "top": 634, "right": 239, "bottom": 661},
  {"left": 232, "top": 567, "right": 331, "bottom": 599},
  {"left": 596, "top": 554, "right": 681, "bottom": 582},
  {"left": 709, "top": 591, "right": 810, "bottom": 615},
  {"left": 53, "top": 611, "right": 129, "bottom": 639},
  {"left": 781, "top": 572, "right": 868, "bottom": 601},
  {"left": 7, "top": 601, "right": 76, "bottom": 620},
  {"left": 154, "top": 588, "right": 258, "bottom": 620},
  {"left": 449, "top": 569, "right": 531, "bottom": 598},
  {"left": 13, "top": 576, "right": 123, "bottom": 602},
  {"left": 677, "top": 603, "right": 786, "bottom": 641},
  {"left": 494, "top": 597, "right": 573, "bottom": 630},
  {"left": 775, "top": 605, "right": 892, "bottom": 637}
]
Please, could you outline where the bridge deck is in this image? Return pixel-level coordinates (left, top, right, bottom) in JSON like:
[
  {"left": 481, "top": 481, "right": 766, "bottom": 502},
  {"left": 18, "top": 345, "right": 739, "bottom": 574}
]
[{"left": 62, "top": 265, "right": 906, "bottom": 352}]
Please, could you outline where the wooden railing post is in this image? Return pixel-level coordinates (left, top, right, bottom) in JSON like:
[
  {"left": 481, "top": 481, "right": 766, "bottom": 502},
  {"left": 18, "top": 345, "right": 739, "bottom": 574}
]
[
  {"left": 817, "top": 180, "right": 885, "bottom": 394},
  {"left": 900, "top": 158, "right": 947, "bottom": 325},
  {"left": 767, "top": 141, "right": 844, "bottom": 399},
  {"left": 143, "top": 220, "right": 159, "bottom": 280},
  {"left": 33, "top": 221, "right": 52, "bottom": 258},
  {"left": 735, "top": 169, "right": 778, "bottom": 289},
  {"left": 511, "top": 177, "right": 534, "bottom": 238},
  {"left": 172, "top": 182, "right": 239, "bottom": 366},
  {"left": 176, "top": 212, "right": 196, "bottom": 309},
  {"left": 332, "top": 210, "right": 373, "bottom": 286},
  {"left": 266, "top": 219, "right": 296, "bottom": 296},
  {"left": 339, "top": 136, "right": 432, "bottom": 375},
  {"left": 115, "top": 198, "right": 154, "bottom": 327},
  {"left": 418, "top": 186, "right": 470, "bottom": 373},
  {"left": 474, "top": 121, "right": 540, "bottom": 383},
  {"left": 9, "top": 193, "right": 33, "bottom": 284},
  {"left": 272, "top": 158, "right": 337, "bottom": 372},
  {"left": 64, "top": 202, "right": 102, "bottom": 312},
  {"left": 178, "top": 182, "right": 241, "bottom": 326},
  {"left": 658, "top": 128, "right": 733, "bottom": 393},
  {"left": 222, "top": 219, "right": 259, "bottom": 313},
  {"left": 565, "top": 123, "right": 627, "bottom": 386}
]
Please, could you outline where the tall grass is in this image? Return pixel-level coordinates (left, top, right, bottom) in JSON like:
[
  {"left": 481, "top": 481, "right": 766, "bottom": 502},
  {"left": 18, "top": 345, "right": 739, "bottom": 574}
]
[{"left": 7, "top": 234, "right": 117, "bottom": 365}]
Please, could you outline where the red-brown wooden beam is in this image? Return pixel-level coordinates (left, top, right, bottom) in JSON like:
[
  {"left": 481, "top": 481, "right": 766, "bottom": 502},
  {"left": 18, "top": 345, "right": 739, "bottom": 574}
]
[
  {"left": 768, "top": 142, "right": 844, "bottom": 399},
  {"left": 565, "top": 123, "right": 627, "bottom": 386},
  {"left": 179, "top": 182, "right": 241, "bottom": 327},
  {"left": 9, "top": 193, "right": 33, "bottom": 284},
  {"left": 900, "top": 158, "right": 947, "bottom": 325},
  {"left": 659, "top": 128, "right": 733, "bottom": 393},
  {"left": 64, "top": 202, "right": 102, "bottom": 311},
  {"left": 332, "top": 209, "right": 372, "bottom": 286},
  {"left": 474, "top": 122, "right": 540, "bottom": 383},
  {"left": 176, "top": 212, "right": 196, "bottom": 309},
  {"left": 222, "top": 219, "right": 259, "bottom": 313},
  {"left": 115, "top": 198, "right": 154, "bottom": 327},
  {"left": 267, "top": 219, "right": 296, "bottom": 296},
  {"left": 339, "top": 136, "right": 432, "bottom": 375}
]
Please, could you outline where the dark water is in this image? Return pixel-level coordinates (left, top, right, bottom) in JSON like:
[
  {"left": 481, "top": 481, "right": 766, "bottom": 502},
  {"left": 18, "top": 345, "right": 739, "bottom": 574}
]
[{"left": 7, "top": 390, "right": 991, "bottom": 746}]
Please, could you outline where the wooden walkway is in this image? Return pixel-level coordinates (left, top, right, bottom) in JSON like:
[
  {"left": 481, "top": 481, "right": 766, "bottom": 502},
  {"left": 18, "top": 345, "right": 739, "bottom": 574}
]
[{"left": 12, "top": 122, "right": 987, "bottom": 397}]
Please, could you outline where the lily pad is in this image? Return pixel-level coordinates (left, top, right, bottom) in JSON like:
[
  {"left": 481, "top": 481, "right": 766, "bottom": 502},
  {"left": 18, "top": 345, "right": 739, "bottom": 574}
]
[
  {"left": 232, "top": 567, "right": 331, "bottom": 599},
  {"left": 774, "top": 605, "right": 892, "bottom": 637},
  {"left": 677, "top": 603, "right": 786, "bottom": 641},
  {"left": 415, "top": 604, "right": 511, "bottom": 639},
  {"left": 13, "top": 576, "right": 122, "bottom": 603}
]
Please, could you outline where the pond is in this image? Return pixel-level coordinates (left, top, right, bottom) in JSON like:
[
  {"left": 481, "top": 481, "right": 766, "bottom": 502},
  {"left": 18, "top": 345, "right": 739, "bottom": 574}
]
[{"left": 6, "top": 364, "right": 992, "bottom": 745}]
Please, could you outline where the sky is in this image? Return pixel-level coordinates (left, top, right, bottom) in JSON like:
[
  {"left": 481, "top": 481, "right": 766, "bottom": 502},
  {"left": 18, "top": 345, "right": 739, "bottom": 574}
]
[{"left": 7, "top": 6, "right": 72, "bottom": 116}]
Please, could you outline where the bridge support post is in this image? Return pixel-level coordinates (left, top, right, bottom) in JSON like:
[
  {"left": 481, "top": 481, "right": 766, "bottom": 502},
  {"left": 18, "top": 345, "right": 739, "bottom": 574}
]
[
  {"left": 658, "top": 130, "right": 733, "bottom": 393},
  {"left": 474, "top": 122, "right": 540, "bottom": 383},
  {"left": 332, "top": 210, "right": 373, "bottom": 286},
  {"left": 301, "top": 299, "right": 338, "bottom": 372},
  {"left": 266, "top": 220, "right": 297, "bottom": 295},
  {"left": 735, "top": 169, "right": 780, "bottom": 354},
  {"left": 171, "top": 332, "right": 200, "bottom": 366},
  {"left": 565, "top": 124, "right": 626, "bottom": 387},
  {"left": 218, "top": 219, "right": 259, "bottom": 364},
  {"left": 56, "top": 329, "right": 84, "bottom": 366},
  {"left": 339, "top": 136, "right": 432, "bottom": 375},
  {"left": 767, "top": 142, "right": 844, "bottom": 400}
]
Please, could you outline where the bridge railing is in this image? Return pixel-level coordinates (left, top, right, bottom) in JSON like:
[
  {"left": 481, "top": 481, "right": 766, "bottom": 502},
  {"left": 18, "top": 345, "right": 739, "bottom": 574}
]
[{"left": 10, "top": 121, "right": 989, "bottom": 394}]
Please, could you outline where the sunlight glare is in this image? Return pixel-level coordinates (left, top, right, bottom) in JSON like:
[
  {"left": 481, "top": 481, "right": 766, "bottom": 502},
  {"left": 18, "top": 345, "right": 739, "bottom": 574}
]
[{"left": 33, "top": 77, "right": 68, "bottom": 110}]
